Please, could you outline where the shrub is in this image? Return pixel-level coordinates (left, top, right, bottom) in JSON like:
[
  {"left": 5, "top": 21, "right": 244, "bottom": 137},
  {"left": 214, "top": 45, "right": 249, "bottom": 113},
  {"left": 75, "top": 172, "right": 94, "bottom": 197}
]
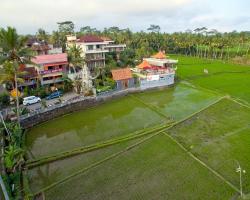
[{"left": 0, "top": 92, "right": 10, "bottom": 108}]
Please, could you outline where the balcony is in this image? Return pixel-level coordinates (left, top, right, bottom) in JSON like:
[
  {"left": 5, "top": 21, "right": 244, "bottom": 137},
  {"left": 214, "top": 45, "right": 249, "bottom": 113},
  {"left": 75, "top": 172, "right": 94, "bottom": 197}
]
[
  {"left": 19, "top": 80, "right": 37, "bottom": 87},
  {"left": 85, "top": 49, "right": 109, "bottom": 54},
  {"left": 41, "top": 78, "right": 63, "bottom": 85},
  {"left": 39, "top": 68, "right": 63, "bottom": 75}
]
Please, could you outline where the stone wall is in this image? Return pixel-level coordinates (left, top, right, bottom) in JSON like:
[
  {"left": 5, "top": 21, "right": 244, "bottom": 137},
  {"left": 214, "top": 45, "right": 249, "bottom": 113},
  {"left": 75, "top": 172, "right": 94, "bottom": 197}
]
[{"left": 20, "top": 85, "right": 173, "bottom": 129}]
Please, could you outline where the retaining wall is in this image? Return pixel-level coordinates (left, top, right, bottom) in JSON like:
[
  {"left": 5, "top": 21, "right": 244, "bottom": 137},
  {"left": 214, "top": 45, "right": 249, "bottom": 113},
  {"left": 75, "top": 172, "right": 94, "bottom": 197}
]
[{"left": 20, "top": 85, "right": 173, "bottom": 129}]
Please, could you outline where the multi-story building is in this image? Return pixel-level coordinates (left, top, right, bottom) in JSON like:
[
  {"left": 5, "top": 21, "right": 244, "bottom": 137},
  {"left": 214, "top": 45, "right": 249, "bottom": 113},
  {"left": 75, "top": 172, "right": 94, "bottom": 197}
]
[
  {"left": 101, "top": 37, "right": 126, "bottom": 53},
  {"left": 66, "top": 35, "right": 126, "bottom": 74},
  {"left": 19, "top": 66, "right": 38, "bottom": 88},
  {"left": 67, "top": 35, "right": 108, "bottom": 72},
  {"left": 31, "top": 53, "right": 68, "bottom": 86}
]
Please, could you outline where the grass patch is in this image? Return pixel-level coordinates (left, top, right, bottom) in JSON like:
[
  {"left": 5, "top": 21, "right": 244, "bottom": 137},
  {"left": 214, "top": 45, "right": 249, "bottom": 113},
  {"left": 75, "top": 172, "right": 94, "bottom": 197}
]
[
  {"left": 172, "top": 55, "right": 250, "bottom": 103},
  {"left": 27, "top": 134, "right": 154, "bottom": 195},
  {"left": 26, "top": 96, "right": 164, "bottom": 158},
  {"left": 26, "top": 122, "right": 172, "bottom": 168},
  {"left": 168, "top": 98, "right": 250, "bottom": 148},
  {"left": 44, "top": 134, "right": 235, "bottom": 200},
  {"left": 134, "top": 82, "right": 221, "bottom": 120},
  {"left": 168, "top": 98, "right": 250, "bottom": 194}
]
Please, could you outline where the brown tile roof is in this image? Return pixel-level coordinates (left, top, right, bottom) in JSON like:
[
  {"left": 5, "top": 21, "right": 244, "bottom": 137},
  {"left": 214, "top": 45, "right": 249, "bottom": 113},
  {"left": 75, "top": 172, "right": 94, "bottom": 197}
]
[
  {"left": 111, "top": 68, "right": 132, "bottom": 81},
  {"left": 100, "top": 36, "right": 112, "bottom": 41},
  {"left": 31, "top": 44, "right": 51, "bottom": 51},
  {"left": 77, "top": 35, "right": 104, "bottom": 43}
]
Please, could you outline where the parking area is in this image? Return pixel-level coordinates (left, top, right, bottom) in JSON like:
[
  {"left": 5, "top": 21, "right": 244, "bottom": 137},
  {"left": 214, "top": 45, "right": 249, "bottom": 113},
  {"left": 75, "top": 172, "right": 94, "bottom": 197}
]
[{"left": 24, "top": 92, "right": 80, "bottom": 112}]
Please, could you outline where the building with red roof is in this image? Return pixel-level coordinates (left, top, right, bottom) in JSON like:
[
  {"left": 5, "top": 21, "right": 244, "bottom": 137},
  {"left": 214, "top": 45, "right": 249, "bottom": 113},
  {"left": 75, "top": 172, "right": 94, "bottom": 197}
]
[
  {"left": 31, "top": 53, "right": 68, "bottom": 86},
  {"left": 111, "top": 68, "right": 134, "bottom": 90},
  {"left": 133, "top": 51, "right": 178, "bottom": 89},
  {"left": 66, "top": 35, "right": 126, "bottom": 75}
]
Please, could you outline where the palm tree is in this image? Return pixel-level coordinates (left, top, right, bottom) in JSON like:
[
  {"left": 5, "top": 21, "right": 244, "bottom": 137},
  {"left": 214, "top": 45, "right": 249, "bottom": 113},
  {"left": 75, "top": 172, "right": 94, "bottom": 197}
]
[
  {"left": 67, "top": 44, "right": 84, "bottom": 77},
  {"left": 36, "top": 28, "right": 49, "bottom": 42},
  {"left": 0, "top": 27, "right": 34, "bottom": 125}
]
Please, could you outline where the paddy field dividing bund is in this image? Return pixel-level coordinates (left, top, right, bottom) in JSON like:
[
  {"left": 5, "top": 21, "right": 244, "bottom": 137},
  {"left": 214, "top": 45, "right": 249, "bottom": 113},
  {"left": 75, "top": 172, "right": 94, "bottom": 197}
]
[{"left": 25, "top": 56, "right": 250, "bottom": 200}]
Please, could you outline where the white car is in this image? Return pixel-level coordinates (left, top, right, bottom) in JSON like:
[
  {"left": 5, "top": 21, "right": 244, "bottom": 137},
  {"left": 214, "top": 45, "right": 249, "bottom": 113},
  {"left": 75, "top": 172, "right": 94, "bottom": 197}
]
[{"left": 23, "top": 96, "right": 41, "bottom": 106}]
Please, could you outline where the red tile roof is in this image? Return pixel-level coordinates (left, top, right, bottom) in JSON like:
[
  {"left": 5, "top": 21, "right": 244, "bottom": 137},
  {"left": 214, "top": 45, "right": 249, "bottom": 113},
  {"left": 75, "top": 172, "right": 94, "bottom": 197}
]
[
  {"left": 111, "top": 68, "right": 132, "bottom": 81},
  {"left": 31, "top": 53, "right": 68, "bottom": 65},
  {"left": 137, "top": 60, "right": 151, "bottom": 69},
  {"left": 77, "top": 35, "right": 104, "bottom": 43},
  {"left": 152, "top": 51, "right": 167, "bottom": 59}
]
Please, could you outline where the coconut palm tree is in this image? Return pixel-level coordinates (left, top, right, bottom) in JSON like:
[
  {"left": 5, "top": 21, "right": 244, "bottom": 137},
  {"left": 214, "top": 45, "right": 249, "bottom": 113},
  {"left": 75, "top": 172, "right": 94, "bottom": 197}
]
[
  {"left": 67, "top": 44, "right": 84, "bottom": 76},
  {"left": 0, "top": 27, "right": 34, "bottom": 125}
]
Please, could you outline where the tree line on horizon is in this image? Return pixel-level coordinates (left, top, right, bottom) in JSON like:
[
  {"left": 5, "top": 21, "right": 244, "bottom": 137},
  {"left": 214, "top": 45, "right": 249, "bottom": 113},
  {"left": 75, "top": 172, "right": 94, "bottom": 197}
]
[{"left": 28, "top": 21, "right": 250, "bottom": 62}]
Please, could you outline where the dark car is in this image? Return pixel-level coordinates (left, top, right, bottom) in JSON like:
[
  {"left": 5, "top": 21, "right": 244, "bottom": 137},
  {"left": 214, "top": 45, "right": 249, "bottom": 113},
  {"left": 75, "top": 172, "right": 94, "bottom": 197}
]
[{"left": 46, "top": 91, "right": 63, "bottom": 100}]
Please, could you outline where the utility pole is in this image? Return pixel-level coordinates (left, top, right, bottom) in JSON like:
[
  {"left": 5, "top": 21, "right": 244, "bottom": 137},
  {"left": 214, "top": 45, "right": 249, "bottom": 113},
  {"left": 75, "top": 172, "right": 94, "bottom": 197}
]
[{"left": 236, "top": 162, "right": 246, "bottom": 198}]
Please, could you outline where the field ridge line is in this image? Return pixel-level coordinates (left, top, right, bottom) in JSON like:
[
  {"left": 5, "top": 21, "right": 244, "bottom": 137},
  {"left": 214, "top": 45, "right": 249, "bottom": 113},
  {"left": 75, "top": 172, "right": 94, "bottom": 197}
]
[
  {"left": 163, "top": 132, "right": 242, "bottom": 195},
  {"left": 32, "top": 130, "right": 163, "bottom": 197},
  {"left": 166, "top": 96, "right": 226, "bottom": 129},
  {"left": 227, "top": 97, "right": 250, "bottom": 109},
  {"left": 129, "top": 94, "right": 170, "bottom": 119},
  {"left": 26, "top": 123, "right": 172, "bottom": 168}
]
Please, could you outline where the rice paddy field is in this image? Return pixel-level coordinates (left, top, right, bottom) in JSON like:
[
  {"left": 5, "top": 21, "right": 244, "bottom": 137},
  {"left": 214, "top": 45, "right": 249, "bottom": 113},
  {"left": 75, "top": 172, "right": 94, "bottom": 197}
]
[{"left": 25, "top": 55, "right": 250, "bottom": 200}]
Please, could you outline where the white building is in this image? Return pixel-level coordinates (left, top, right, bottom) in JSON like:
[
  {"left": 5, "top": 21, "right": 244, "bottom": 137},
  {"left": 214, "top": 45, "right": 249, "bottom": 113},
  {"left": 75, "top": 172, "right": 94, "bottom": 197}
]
[
  {"left": 134, "top": 51, "right": 178, "bottom": 89},
  {"left": 67, "top": 35, "right": 108, "bottom": 72}
]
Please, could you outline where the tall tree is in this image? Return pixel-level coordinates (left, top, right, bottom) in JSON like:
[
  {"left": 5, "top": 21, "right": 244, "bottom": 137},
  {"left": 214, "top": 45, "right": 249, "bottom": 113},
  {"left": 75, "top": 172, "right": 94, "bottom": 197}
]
[
  {"left": 56, "top": 21, "right": 75, "bottom": 51},
  {"left": 36, "top": 28, "right": 49, "bottom": 42},
  {"left": 147, "top": 24, "right": 161, "bottom": 33},
  {"left": 0, "top": 27, "right": 33, "bottom": 125}
]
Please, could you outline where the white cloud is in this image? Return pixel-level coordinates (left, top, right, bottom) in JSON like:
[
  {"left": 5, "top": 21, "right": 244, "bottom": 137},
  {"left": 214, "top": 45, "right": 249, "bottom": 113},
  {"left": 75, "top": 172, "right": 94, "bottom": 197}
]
[{"left": 0, "top": 0, "right": 249, "bottom": 33}]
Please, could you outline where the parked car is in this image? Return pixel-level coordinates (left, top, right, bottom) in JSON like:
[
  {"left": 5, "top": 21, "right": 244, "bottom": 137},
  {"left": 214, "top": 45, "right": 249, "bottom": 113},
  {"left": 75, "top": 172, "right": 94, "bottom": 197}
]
[
  {"left": 23, "top": 96, "right": 41, "bottom": 106},
  {"left": 46, "top": 91, "right": 63, "bottom": 100}
]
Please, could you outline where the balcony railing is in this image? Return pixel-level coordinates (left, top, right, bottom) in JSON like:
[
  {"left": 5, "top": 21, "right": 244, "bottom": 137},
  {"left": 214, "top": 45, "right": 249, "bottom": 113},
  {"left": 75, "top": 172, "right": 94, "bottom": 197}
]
[
  {"left": 41, "top": 78, "right": 63, "bottom": 85},
  {"left": 39, "top": 68, "right": 63, "bottom": 75}
]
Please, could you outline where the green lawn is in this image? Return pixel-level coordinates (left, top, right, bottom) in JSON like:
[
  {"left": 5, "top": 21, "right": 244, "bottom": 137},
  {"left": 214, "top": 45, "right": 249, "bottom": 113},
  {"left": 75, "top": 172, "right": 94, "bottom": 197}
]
[
  {"left": 28, "top": 136, "right": 148, "bottom": 194},
  {"left": 44, "top": 134, "right": 235, "bottom": 200},
  {"left": 172, "top": 55, "right": 250, "bottom": 103},
  {"left": 168, "top": 98, "right": 250, "bottom": 193},
  {"left": 134, "top": 82, "right": 220, "bottom": 120},
  {"left": 26, "top": 96, "right": 164, "bottom": 158},
  {"left": 26, "top": 83, "right": 219, "bottom": 159}
]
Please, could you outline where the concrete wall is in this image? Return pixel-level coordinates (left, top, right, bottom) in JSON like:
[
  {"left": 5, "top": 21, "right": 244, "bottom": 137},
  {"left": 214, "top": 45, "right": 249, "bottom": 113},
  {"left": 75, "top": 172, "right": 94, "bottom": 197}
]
[
  {"left": 140, "top": 74, "right": 175, "bottom": 89},
  {"left": 116, "top": 78, "right": 135, "bottom": 90},
  {"left": 20, "top": 85, "right": 173, "bottom": 129}
]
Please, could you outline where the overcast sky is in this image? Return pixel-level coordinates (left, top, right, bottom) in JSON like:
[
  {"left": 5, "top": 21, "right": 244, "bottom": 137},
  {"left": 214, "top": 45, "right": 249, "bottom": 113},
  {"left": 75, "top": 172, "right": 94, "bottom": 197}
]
[{"left": 0, "top": 0, "right": 250, "bottom": 34}]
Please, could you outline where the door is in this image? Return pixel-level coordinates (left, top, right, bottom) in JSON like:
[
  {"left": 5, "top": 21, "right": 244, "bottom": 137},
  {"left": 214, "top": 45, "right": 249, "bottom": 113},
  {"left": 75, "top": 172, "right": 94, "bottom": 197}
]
[{"left": 122, "top": 80, "right": 129, "bottom": 89}]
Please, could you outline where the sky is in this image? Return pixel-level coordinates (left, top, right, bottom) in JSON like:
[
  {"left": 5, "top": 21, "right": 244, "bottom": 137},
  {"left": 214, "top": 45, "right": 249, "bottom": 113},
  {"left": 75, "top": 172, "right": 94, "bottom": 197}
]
[{"left": 0, "top": 0, "right": 250, "bottom": 34}]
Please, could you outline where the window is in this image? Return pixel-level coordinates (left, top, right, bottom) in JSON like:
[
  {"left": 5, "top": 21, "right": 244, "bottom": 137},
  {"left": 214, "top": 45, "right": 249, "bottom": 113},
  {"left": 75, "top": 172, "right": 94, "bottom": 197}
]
[
  {"left": 88, "top": 45, "right": 93, "bottom": 50},
  {"left": 96, "top": 45, "right": 100, "bottom": 49}
]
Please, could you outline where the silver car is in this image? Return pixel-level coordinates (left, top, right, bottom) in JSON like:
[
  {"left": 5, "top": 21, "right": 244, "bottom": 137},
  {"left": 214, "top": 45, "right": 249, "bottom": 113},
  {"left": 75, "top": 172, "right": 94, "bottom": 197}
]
[{"left": 23, "top": 96, "right": 41, "bottom": 106}]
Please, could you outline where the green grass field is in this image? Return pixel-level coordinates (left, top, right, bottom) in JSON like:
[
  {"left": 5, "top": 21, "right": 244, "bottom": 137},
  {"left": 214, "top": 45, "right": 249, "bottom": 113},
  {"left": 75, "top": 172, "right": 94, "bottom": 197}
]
[
  {"left": 26, "top": 55, "right": 250, "bottom": 199},
  {"left": 26, "top": 83, "right": 219, "bottom": 159},
  {"left": 173, "top": 55, "right": 250, "bottom": 103},
  {"left": 44, "top": 134, "right": 236, "bottom": 200}
]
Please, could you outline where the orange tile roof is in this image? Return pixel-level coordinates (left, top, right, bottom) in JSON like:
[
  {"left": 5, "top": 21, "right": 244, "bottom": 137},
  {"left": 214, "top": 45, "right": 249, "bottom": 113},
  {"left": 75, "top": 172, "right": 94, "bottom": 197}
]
[
  {"left": 152, "top": 51, "right": 167, "bottom": 59},
  {"left": 137, "top": 60, "right": 151, "bottom": 69},
  {"left": 111, "top": 68, "right": 132, "bottom": 81}
]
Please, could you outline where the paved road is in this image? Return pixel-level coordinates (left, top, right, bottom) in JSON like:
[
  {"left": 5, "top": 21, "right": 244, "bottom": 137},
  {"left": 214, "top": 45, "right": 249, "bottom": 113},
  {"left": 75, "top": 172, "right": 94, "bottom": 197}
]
[{"left": 24, "top": 92, "right": 80, "bottom": 111}]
